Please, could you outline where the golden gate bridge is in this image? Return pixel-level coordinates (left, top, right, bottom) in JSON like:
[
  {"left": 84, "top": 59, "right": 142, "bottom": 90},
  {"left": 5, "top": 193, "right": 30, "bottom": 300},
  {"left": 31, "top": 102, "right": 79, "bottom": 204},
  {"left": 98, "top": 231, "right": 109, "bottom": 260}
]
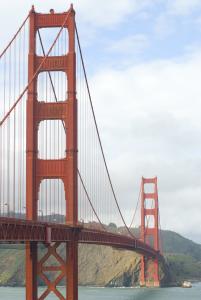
[{"left": 0, "top": 4, "right": 163, "bottom": 300}]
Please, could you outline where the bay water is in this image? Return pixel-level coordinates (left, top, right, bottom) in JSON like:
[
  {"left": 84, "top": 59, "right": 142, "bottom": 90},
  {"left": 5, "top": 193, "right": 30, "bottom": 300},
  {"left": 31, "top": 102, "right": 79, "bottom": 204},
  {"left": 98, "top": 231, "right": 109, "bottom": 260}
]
[{"left": 0, "top": 283, "right": 200, "bottom": 299}]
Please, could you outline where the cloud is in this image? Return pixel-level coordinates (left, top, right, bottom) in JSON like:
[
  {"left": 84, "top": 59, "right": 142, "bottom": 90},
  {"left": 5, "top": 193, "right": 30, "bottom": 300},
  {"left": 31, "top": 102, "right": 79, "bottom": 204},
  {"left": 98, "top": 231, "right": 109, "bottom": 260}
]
[
  {"left": 108, "top": 34, "right": 149, "bottom": 55},
  {"left": 74, "top": 0, "right": 153, "bottom": 28},
  {"left": 89, "top": 50, "right": 201, "bottom": 242},
  {"left": 167, "top": 0, "right": 201, "bottom": 15},
  {"left": 154, "top": 14, "right": 175, "bottom": 38}
]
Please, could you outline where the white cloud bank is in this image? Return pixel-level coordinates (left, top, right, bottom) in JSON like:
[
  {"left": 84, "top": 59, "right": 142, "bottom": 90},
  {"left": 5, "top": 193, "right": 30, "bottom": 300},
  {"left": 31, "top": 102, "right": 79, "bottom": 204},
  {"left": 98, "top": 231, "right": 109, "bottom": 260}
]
[
  {"left": 90, "top": 51, "right": 201, "bottom": 243},
  {"left": 108, "top": 34, "right": 149, "bottom": 55},
  {"left": 168, "top": 0, "right": 201, "bottom": 15}
]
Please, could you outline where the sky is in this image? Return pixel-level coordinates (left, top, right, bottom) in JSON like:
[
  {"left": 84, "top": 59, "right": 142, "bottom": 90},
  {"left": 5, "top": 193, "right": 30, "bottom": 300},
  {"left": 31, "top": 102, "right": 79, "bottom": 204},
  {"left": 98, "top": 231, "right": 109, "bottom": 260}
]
[{"left": 1, "top": 0, "right": 201, "bottom": 243}]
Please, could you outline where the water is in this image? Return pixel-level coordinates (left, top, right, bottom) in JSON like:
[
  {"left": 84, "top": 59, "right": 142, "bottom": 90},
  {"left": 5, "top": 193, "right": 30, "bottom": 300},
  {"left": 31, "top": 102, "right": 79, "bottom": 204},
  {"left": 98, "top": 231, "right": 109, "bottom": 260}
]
[{"left": 0, "top": 283, "right": 200, "bottom": 299}]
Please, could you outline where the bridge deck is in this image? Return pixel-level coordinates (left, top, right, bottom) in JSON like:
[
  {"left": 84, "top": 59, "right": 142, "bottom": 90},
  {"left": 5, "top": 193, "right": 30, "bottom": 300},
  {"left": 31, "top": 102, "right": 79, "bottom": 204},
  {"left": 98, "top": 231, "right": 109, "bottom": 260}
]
[{"left": 0, "top": 217, "right": 160, "bottom": 259}]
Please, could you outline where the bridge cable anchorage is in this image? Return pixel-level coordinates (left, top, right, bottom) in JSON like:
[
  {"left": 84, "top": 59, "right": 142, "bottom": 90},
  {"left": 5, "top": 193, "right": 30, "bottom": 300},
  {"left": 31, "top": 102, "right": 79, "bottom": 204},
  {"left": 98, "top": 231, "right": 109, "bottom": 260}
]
[
  {"left": 75, "top": 23, "right": 136, "bottom": 238},
  {"left": 129, "top": 182, "right": 142, "bottom": 229},
  {"left": 0, "top": 14, "right": 29, "bottom": 59},
  {"left": 37, "top": 28, "right": 106, "bottom": 229},
  {"left": 0, "top": 10, "right": 71, "bottom": 127}
]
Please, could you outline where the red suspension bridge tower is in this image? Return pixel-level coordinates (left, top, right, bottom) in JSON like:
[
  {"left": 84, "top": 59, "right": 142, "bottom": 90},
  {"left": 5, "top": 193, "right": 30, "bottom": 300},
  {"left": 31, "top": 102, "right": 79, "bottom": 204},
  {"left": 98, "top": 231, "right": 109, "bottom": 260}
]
[
  {"left": 140, "top": 177, "right": 160, "bottom": 287},
  {"left": 26, "top": 5, "right": 78, "bottom": 300}
]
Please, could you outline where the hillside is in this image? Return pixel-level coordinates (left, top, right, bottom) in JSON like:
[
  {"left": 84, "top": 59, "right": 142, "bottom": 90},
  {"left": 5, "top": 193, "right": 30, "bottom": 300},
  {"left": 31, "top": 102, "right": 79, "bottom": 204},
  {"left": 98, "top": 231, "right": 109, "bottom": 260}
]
[
  {"left": 161, "top": 230, "right": 201, "bottom": 284},
  {"left": 162, "top": 230, "right": 201, "bottom": 260},
  {"left": 0, "top": 229, "right": 200, "bottom": 287}
]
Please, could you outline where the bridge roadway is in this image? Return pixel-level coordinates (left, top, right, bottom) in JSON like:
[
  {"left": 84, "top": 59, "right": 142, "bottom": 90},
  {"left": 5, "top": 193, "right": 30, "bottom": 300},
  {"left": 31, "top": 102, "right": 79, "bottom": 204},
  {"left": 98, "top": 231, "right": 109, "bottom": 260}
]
[{"left": 0, "top": 217, "right": 161, "bottom": 259}]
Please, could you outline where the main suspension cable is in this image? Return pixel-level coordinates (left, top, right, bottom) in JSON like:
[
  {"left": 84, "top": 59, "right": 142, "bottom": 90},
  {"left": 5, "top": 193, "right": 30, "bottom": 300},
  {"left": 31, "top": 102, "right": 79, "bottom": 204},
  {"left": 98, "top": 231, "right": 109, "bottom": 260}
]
[
  {"left": 38, "top": 28, "right": 105, "bottom": 229},
  {"left": 0, "top": 14, "right": 29, "bottom": 59},
  {"left": 78, "top": 169, "right": 106, "bottom": 231},
  {"left": 129, "top": 183, "right": 141, "bottom": 228},
  {"left": 37, "top": 30, "right": 58, "bottom": 102},
  {"left": 0, "top": 10, "right": 71, "bottom": 127},
  {"left": 75, "top": 23, "right": 135, "bottom": 238}
]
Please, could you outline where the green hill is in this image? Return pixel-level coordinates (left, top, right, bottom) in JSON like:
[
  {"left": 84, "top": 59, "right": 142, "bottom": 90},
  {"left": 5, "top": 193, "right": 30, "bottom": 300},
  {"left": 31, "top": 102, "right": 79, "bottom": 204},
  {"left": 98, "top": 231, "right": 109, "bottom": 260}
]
[
  {"left": 161, "top": 230, "right": 201, "bottom": 260},
  {"left": 159, "top": 230, "right": 201, "bottom": 284}
]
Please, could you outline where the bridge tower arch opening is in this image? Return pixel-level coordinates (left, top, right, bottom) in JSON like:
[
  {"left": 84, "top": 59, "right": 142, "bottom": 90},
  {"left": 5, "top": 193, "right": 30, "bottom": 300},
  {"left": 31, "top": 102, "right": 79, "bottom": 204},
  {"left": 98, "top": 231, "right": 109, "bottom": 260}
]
[
  {"left": 26, "top": 4, "right": 78, "bottom": 300},
  {"left": 140, "top": 176, "right": 160, "bottom": 287}
]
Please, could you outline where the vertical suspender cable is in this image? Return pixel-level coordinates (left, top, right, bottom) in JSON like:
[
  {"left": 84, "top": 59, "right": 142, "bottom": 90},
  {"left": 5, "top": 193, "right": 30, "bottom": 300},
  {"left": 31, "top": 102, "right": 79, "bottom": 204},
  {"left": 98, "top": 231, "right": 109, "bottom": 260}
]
[{"left": 75, "top": 24, "right": 135, "bottom": 238}]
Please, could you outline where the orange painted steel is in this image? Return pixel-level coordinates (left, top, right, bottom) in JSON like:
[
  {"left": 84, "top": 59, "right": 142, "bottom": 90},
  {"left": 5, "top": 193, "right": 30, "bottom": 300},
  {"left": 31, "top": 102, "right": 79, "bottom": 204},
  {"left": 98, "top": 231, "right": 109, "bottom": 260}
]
[
  {"left": 26, "top": 5, "right": 77, "bottom": 300},
  {"left": 140, "top": 177, "right": 160, "bottom": 287},
  {"left": 0, "top": 217, "right": 163, "bottom": 259}
]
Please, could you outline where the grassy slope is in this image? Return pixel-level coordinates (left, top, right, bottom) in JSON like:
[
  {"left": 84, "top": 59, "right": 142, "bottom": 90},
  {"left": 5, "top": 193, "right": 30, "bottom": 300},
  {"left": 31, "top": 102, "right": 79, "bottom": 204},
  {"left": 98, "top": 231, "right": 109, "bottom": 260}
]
[
  {"left": 161, "top": 230, "right": 201, "bottom": 283},
  {"left": 162, "top": 230, "right": 201, "bottom": 260}
]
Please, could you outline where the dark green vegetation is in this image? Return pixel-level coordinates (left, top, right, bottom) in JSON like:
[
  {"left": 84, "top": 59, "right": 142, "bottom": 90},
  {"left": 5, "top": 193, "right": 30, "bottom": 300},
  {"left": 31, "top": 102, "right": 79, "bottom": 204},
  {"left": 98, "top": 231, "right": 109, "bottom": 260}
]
[
  {"left": 162, "top": 230, "right": 201, "bottom": 285},
  {"left": 0, "top": 229, "right": 200, "bottom": 287}
]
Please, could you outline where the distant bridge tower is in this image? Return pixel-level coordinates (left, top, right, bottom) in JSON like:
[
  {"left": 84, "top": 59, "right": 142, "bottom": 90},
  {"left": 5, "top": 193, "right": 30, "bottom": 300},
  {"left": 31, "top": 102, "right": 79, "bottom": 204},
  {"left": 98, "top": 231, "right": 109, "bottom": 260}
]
[
  {"left": 140, "top": 177, "right": 160, "bottom": 287},
  {"left": 26, "top": 5, "right": 78, "bottom": 300}
]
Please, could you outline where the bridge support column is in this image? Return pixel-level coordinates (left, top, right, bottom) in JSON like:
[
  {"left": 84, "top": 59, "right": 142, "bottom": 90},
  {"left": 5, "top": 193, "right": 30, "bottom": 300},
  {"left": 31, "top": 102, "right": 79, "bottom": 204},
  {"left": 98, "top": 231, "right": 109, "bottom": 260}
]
[
  {"left": 26, "top": 242, "right": 38, "bottom": 300},
  {"left": 140, "top": 177, "right": 160, "bottom": 287},
  {"left": 35, "top": 242, "right": 78, "bottom": 300},
  {"left": 26, "top": 4, "right": 78, "bottom": 300},
  {"left": 140, "top": 256, "right": 145, "bottom": 286},
  {"left": 140, "top": 257, "right": 160, "bottom": 287},
  {"left": 67, "top": 241, "right": 78, "bottom": 300}
]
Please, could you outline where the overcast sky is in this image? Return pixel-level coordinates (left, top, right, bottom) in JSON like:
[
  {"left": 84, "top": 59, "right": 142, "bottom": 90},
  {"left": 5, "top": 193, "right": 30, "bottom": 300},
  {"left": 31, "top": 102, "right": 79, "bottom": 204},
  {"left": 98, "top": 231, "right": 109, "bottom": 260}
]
[{"left": 1, "top": 0, "right": 201, "bottom": 243}]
